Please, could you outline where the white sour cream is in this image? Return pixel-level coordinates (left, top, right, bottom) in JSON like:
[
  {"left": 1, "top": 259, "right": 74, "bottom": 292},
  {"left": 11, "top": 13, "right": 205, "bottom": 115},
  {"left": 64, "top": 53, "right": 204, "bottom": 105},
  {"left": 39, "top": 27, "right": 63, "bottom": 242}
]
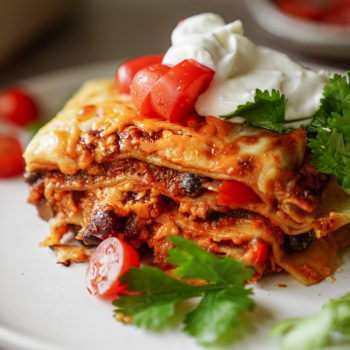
[{"left": 162, "top": 13, "right": 329, "bottom": 128}]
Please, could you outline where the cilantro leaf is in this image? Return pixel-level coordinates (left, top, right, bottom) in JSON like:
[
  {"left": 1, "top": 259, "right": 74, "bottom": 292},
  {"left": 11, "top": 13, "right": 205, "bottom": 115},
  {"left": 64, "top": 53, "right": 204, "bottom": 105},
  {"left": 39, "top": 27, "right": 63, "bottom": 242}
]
[
  {"left": 168, "top": 235, "right": 253, "bottom": 285},
  {"left": 321, "top": 72, "right": 350, "bottom": 116},
  {"left": 269, "top": 292, "right": 350, "bottom": 350},
  {"left": 113, "top": 236, "right": 255, "bottom": 345},
  {"left": 114, "top": 293, "right": 197, "bottom": 329},
  {"left": 307, "top": 71, "right": 350, "bottom": 195},
  {"left": 305, "top": 108, "right": 329, "bottom": 134},
  {"left": 119, "top": 264, "right": 197, "bottom": 294},
  {"left": 307, "top": 72, "right": 350, "bottom": 133},
  {"left": 113, "top": 266, "right": 199, "bottom": 329},
  {"left": 184, "top": 287, "right": 254, "bottom": 345},
  {"left": 219, "top": 89, "right": 287, "bottom": 132}
]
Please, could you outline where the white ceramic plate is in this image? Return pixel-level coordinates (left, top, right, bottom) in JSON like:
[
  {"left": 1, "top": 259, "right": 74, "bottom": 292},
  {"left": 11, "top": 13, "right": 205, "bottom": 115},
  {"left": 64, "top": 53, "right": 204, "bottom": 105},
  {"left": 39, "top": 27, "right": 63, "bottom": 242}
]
[
  {"left": 0, "top": 61, "right": 349, "bottom": 350},
  {"left": 246, "top": 0, "right": 350, "bottom": 58}
]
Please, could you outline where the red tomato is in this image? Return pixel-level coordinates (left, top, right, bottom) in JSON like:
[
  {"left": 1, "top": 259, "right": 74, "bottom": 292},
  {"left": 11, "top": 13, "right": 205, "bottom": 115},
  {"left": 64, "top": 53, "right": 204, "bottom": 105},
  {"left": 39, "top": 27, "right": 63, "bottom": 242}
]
[
  {"left": 115, "top": 54, "right": 165, "bottom": 94},
  {"left": 323, "top": 0, "right": 350, "bottom": 25},
  {"left": 86, "top": 237, "right": 140, "bottom": 296},
  {"left": 274, "top": 0, "right": 323, "bottom": 21},
  {"left": 130, "top": 64, "right": 171, "bottom": 117},
  {"left": 150, "top": 59, "right": 214, "bottom": 122},
  {"left": 249, "top": 240, "right": 269, "bottom": 264},
  {"left": 0, "top": 88, "right": 39, "bottom": 126},
  {"left": 0, "top": 135, "right": 25, "bottom": 178},
  {"left": 217, "top": 180, "right": 261, "bottom": 205}
]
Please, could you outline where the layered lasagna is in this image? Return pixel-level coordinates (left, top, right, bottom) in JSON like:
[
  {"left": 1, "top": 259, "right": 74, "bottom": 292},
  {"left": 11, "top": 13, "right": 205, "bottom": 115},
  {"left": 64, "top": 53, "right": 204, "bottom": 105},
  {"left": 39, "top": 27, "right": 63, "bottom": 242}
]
[{"left": 24, "top": 79, "right": 350, "bottom": 286}]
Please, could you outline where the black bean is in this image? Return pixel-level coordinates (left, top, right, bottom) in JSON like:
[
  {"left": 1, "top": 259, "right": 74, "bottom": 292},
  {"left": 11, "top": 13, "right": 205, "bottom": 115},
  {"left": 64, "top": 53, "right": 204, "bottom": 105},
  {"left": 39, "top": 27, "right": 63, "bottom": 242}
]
[
  {"left": 284, "top": 231, "right": 313, "bottom": 252},
  {"left": 82, "top": 230, "right": 102, "bottom": 246},
  {"left": 181, "top": 173, "right": 203, "bottom": 197},
  {"left": 119, "top": 214, "right": 142, "bottom": 240},
  {"left": 205, "top": 210, "right": 225, "bottom": 222},
  {"left": 24, "top": 171, "right": 41, "bottom": 184},
  {"left": 86, "top": 205, "right": 120, "bottom": 240}
]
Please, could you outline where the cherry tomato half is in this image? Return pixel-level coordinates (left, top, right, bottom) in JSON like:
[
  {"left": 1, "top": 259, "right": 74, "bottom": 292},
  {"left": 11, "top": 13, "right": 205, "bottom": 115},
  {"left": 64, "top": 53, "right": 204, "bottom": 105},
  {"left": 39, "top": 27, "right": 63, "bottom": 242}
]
[
  {"left": 150, "top": 59, "right": 214, "bottom": 122},
  {"left": 86, "top": 237, "right": 140, "bottom": 296},
  {"left": 0, "top": 135, "right": 25, "bottom": 178},
  {"left": 0, "top": 88, "right": 39, "bottom": 126},
  {"left": 115, "top": 54, "right": 165, "bottom": 94},
  {"left": 130, "top": 64, "right": 171, "bottom": 117},
  {"left": 217, "top": 180, "right": 261, "bottom": 205}
]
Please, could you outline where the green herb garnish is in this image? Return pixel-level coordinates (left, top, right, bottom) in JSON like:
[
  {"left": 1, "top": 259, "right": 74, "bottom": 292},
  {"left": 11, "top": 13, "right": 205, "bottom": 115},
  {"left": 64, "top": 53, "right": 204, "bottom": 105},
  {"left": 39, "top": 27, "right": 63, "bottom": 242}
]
[
  {"left": 219, "top": 89, "right": 287, "bottom": 132},
  {"left": 307, "top": 71, "right": 350, "bottom": 133},
  {"left": 27, "top": 121, "right": 47, "bottom": 137},
  {"left": 113, "top": 236, "right": 255, "bottom": 346},
  {"left": 269, "top": 292, "right": 350, "bottom": 350},
  {"left": 308, "top": 71, "right": 350, "bottom": 194}
]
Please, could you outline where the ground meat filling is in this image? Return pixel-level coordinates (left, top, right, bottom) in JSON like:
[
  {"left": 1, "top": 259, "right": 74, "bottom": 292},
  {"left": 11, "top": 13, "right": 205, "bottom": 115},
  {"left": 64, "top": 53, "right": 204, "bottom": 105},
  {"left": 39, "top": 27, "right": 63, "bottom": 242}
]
[
  {"left": 24, "top": 157, "right": 315, "bottom": 272},
  {"left": 25, "top": 158, "right": 211, "bottom": 199}
]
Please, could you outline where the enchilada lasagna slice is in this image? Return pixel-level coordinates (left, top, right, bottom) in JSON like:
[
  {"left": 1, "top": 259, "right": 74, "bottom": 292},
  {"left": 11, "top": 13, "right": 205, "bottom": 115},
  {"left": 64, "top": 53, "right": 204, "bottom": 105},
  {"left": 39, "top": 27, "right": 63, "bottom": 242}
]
[{"left": 24, "top": 79, "right": 350, "bottom": 286}]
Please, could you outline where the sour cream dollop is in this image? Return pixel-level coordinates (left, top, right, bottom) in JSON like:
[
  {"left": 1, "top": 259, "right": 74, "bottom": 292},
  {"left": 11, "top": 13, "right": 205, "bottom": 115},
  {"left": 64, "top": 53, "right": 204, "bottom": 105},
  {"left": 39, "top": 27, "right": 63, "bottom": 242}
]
[{"left": 162, "top": 13, "right": 329, "bottom": 128}]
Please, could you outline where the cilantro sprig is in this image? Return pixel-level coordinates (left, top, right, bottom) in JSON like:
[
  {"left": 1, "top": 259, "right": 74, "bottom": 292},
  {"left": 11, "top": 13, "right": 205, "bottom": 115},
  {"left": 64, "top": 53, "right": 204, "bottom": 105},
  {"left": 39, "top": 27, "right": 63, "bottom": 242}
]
[
  {"left": 113, "top": 236, "right": 255, "bottom": 346},
  {"left": 269, "top": 292, "right": 350, "bottom": 350},
  {"left": 219, "top": 89, "right": 287, "bottom": 132},
  {"left": 308, "top": 71, "right": 350, "bottom": 194},
  {"left": 306, "top": 71, "right": 350, "bottom": 133},
  {"left": 219, "top": 71, "right": 350, "bottom": 195}
]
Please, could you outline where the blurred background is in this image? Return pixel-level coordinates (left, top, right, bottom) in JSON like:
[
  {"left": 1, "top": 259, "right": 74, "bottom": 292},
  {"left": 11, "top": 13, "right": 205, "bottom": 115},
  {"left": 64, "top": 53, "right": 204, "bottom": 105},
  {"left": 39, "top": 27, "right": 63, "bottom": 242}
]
[
  {"left": 1, "top": 0, "right": 349, "bottom": 88},
  {"left": 0, "top": 0, "right": 349, "bottom": 180}
]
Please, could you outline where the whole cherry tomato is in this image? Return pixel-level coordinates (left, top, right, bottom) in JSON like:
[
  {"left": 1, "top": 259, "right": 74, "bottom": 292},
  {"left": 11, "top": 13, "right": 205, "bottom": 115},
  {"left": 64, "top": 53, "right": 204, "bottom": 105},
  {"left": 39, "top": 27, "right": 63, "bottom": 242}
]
[
  {"left": 0, "top": 88, "right": 39, "bottom": 126},
  {"left": 115, "top": 54, "right": 165, "bottom": 94},
  {"left": 86, "top": 237, "right": 140, "bottom": 296},
  {"left": 217, "top": 180, "right": 261, "bottom": 205},
  {"left": 323, "top": 0, "right": 350, "bottom": 25},
  {"left": 0, "top": 135, "right": 25, "bottom": 178},
  {"left": 150, "top": 59, "right": 214, "bottom": 122},
  {"left": 274, "top": 0, "right": 323, "bottom": 21},
  {"left": 130, "top": 63, "right": 171, "bottom": 117}
]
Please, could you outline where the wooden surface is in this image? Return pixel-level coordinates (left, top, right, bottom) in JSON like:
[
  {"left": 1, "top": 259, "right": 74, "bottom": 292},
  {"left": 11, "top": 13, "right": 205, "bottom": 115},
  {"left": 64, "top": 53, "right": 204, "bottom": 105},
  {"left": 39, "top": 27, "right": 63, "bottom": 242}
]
[{"left": 0, "top": 0, "right": 348, "bottom": 88}]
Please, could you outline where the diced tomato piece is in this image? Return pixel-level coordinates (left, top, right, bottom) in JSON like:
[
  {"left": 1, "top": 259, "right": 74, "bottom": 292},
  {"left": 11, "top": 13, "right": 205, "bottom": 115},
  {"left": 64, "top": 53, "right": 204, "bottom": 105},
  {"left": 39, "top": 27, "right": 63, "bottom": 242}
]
[
  {"left": 0, "top": 88, "right": 39, "bottom": 126},
  {"left": 115, "top": 54, "right": 165, "bottom": 94},
  {"left": 86, "top": 237, "right": 140, "bottom": 296},
  {"left": 0, "top": 135, "right": 25, "bottom": 178},
  {"left": 130, "top": 64, "right": 171, "bottom": 117},
  {"left": 249, "top": 240, "right": 269, "bottom": 264},
  {"left": 217, "top": 180, "right": 261, "bottom": 205},
  {"left": 150, "top": 59, "right": 214, "bottom": 122}
]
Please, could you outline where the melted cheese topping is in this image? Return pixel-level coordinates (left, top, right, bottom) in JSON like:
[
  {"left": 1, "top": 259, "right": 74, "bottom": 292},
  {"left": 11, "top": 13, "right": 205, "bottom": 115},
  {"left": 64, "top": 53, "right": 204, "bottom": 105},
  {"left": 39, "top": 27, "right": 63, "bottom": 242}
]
[{"left": 24, "top": 79, "right": 307, "bottom": 206}]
